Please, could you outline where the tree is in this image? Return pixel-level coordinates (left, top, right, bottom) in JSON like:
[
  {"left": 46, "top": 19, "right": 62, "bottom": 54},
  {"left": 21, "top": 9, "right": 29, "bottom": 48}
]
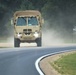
[{"left": 20, "top": 0, "right": 34, "bottom": 10}]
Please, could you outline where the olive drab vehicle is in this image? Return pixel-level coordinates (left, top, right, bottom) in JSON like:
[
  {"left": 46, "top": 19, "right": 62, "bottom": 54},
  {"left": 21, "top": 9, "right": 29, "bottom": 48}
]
[{"left": 11, "top": 10, "right": 44, "bottom": 47}]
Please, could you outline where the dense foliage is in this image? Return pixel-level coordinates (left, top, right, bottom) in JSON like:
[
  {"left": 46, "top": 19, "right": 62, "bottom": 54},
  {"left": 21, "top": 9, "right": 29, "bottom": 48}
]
[{"left": 0, "top": 0, "right": 76, "bottom": 40}]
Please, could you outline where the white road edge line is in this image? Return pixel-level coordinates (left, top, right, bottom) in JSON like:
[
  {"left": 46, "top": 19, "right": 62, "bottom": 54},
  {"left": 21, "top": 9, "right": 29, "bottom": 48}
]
[{"left": 35, "top": 49, "right": 76, "bottom": 75}]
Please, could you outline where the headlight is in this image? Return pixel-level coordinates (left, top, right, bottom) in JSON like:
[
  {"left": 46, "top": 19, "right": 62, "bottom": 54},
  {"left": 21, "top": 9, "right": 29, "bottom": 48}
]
[
  {"left": 17, "top": 33, "right": 22, "bottom": 38},
  {"left": 34, "top": 32, "right": 39, "bottom": 38}
]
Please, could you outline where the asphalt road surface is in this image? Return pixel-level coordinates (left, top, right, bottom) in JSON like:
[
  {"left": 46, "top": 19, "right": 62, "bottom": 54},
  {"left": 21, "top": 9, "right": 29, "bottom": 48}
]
[{"left": 0, "top": 46, "right": 76, "bottom": 75}]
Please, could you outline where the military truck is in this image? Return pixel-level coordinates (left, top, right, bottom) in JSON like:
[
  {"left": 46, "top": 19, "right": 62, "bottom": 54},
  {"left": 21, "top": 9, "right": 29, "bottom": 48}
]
[{"left": 11, "top": 10, "right": 44, "bottom": 47}]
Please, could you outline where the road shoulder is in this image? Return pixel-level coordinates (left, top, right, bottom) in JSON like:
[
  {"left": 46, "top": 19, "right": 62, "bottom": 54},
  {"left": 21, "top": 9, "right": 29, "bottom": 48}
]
[{"left": 40, "top": 51, "right": 76, "bottom": 75}]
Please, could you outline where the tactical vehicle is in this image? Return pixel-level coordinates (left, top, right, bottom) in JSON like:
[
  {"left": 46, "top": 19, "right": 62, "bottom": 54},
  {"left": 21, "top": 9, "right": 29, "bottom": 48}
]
[{"left": 11, "top": 10, "right": 44, "bottom": 47}]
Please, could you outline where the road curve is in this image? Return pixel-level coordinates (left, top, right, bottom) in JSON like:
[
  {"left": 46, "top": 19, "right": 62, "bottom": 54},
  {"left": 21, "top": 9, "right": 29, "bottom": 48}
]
[{"left": 0, "top": 46, "right": 76, "bottom": 75}]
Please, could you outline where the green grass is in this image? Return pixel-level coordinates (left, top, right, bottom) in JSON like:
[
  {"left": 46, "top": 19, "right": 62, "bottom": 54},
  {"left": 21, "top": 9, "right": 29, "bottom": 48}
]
[
  {"left": 0, "top": 37, "right": 8, "bottom": 42},
  {"left": 51, "top": 52, "right": 76, "bottom": 75}
]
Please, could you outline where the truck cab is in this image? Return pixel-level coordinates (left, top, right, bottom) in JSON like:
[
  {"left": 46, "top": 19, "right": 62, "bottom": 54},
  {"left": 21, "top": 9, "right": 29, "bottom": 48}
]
[{"left": 12, "top": 10, "right": 44, "bottom": 47}]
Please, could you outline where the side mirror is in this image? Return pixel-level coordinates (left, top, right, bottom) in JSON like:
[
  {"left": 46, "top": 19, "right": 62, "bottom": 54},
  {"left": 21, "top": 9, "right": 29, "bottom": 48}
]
[
  {"left": 42, "top": 18, "right": 44, "bottom": 24},
  {"left": 11, "top": 18, "right": 13, "bottom": 25}
]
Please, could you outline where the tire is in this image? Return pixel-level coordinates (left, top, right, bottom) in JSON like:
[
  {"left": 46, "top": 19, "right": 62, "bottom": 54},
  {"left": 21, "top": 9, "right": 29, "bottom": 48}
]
[
  {"left": 14, "top": 38, "right": 20, "bottom": 47},
  {"left": 36, "top": 38, "right": 42, "bottom": 47}
]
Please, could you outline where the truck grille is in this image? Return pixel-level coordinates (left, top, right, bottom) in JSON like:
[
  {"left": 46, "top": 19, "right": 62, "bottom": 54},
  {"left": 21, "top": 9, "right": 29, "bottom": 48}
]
[{"left": 23, "top": 29, "right": 32, "bottom": 35}]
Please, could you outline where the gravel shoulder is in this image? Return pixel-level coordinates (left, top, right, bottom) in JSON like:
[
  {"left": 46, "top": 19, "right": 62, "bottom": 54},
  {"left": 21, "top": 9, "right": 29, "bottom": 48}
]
[
  {"left": 0, "top": 43, "right": 14, "bottom": 48},
  {"left": 40, "top": 51, "right": 76, "bottom": 75},
  {"left": 0, "top": 43, "right": 76, "bottom": 48}
]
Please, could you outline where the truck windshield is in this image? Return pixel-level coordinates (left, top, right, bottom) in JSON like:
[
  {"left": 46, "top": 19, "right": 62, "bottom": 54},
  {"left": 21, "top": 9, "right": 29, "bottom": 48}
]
[
  {"left": 28, "top": 17, "right": 38, "bottom": 26},
  {"left": 17, "top": 17, "right": 27, "bottom": 26},
  {"left": 16, "top": 17, "right": 38, "bottom": 26}
]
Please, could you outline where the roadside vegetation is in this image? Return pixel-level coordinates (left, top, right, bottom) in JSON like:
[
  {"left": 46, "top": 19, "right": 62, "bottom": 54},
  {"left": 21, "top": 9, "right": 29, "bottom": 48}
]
[
  {"left": 51, "top": 52, "right": 76, "bottom": 75},
  {"left": 0, "top": 37, "right": 8, "bottom": 42}
]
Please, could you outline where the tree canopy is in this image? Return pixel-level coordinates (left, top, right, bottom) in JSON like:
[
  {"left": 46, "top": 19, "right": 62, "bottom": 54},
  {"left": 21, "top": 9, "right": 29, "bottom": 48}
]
[{"left": 0, "top": 0, "right": 76, "bottom": 38}]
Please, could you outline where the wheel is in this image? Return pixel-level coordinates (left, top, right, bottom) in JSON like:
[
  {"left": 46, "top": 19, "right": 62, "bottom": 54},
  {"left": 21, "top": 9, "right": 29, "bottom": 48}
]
[
  {"left": 36, "top": 38, "right": 42, "bottom": 47},
  {"left": 14, "top": 38, "right": 20, "bottom": 47}
]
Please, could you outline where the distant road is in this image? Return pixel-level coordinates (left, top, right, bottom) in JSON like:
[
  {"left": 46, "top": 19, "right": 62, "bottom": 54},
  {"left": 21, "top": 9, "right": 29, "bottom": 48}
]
[{"left": 0, "top": 46, "right": 76, "bottom": 75}]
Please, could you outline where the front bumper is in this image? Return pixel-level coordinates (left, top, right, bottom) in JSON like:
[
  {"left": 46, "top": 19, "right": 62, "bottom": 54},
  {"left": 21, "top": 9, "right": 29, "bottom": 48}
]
[{"left": 15, "top": 33, "right": 41, "bottom": 42}]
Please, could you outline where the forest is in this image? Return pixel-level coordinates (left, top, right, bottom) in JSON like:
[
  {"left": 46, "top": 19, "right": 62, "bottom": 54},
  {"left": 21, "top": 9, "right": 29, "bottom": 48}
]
[{"left": 0, "top": 0, "right": 76, "bottom": 42}]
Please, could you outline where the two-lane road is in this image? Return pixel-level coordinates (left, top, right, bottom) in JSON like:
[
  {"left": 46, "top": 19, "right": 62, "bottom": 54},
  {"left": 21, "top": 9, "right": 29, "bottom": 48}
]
[{"left": 0, "top": 46, "right": 76, "bottom": 75}]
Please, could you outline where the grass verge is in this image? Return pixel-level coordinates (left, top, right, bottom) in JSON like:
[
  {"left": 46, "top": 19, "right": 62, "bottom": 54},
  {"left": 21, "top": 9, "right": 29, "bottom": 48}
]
[{"left": 51, "top": 52, "right": 76, "bottom": 75}]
